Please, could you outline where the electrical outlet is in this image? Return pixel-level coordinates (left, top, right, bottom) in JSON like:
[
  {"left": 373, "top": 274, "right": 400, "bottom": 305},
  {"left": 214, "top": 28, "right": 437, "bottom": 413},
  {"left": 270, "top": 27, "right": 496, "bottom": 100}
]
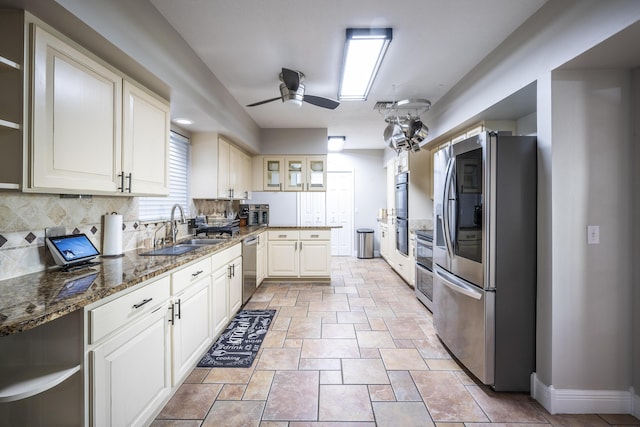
[{"left": 587, "top": 225, "right": 600, "bottom": 245}]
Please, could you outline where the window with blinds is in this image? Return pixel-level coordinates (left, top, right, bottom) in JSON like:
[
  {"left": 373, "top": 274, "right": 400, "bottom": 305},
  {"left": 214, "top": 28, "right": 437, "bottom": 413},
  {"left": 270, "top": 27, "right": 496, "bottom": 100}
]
[{"left": 138, "top": 131, "right": 190, "bottom": 222}]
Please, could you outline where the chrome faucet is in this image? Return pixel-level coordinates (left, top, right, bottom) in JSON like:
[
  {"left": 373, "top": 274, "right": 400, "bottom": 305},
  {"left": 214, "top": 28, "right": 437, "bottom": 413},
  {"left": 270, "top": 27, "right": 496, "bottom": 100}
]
[
  {"left": 153, "top": 222, "right": 169, "bottom": 247},
  {"left": 170, "top": 204, "right": 186, "bottom": 244}
]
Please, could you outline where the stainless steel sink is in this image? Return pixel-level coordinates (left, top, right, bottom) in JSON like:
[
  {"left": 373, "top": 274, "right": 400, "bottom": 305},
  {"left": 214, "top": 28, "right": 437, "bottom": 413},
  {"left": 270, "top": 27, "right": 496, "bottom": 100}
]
[
  {"left": 139, "top": 244, "right": 200, "bottom": 256},
  {"left": 180, "top": 238, "right": 226, "bottom": 245}
]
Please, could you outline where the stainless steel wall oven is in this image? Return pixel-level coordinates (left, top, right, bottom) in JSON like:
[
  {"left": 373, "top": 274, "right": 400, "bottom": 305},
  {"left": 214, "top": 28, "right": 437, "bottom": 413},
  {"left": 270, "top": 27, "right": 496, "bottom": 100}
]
[
  {"left": 395, "top": 173, "right": 409, "bottom": 255},
  {"left": 415, "top": 230, "right": 434, "bottom": 312}
]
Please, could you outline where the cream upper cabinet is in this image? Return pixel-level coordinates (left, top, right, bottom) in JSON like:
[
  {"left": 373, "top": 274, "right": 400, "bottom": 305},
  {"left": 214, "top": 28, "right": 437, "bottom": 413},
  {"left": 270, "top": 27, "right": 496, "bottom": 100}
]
[
  {"left": 263, "top": 156, "right": 284, "bottom": 191},
  {"left": 122, "top": 80, "right": 170, "bottom": 195},
  {"left": 30, "top": 25, "right": 122, "bottom": 193},
  {"left": 192, "top": 134, "right": 252, "bottom": 200},
  {"left": 261, "top": 155, "right": 327, "bottom": 192},
  {"left": 29, "top": 25, "right": 169, "bottom": 196}
]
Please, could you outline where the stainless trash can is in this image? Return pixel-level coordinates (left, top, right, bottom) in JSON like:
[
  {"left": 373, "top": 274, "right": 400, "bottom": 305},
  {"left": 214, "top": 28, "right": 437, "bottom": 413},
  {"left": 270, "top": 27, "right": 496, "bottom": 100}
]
[{"left": 356, "top": 228, "right": 374, "bottom": 259}]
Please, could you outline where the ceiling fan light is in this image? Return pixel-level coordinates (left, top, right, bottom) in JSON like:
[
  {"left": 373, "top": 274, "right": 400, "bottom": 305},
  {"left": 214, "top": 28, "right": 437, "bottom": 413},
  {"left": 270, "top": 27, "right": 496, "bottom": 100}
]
[{"left": 280, "top": 82, "right": 304, "bottom": 107}]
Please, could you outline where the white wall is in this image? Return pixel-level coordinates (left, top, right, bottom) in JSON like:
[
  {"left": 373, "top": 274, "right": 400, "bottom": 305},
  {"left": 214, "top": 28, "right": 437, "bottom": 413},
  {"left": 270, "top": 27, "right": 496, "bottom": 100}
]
[
  {"left": 260, "top": 128, "right": 328, "bottom": 155},
  {"left": 327, "top": 150, "right": 386, "bottom": 253},
  {"left": 550, "top": 69, "right": 632, "bottom": 391}
]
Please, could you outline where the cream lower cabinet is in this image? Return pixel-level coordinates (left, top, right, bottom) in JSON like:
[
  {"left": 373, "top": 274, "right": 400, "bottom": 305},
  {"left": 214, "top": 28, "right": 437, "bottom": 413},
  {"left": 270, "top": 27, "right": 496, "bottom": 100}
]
[
  {"left": 211, "top": 244, "right": 243, "bottom": 337},
  {"left": 88, "top": 276, "right": 172, "bottom": 427},
  {"left": 267, "top": 230, "right": 331, "bottom": 278},
  {"left": 170, "top": 257, "right": 213, "bottom": 386}
]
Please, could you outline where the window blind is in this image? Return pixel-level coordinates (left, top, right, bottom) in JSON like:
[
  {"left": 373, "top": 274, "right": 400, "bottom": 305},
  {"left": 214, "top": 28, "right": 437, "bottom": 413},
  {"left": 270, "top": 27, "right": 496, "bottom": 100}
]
[{"left": 138, "top": 131, "right": 190, "bottom": 222}]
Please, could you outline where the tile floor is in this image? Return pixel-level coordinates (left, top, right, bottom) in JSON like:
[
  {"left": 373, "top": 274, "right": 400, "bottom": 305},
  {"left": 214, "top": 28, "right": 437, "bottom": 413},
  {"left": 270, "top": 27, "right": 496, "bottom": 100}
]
[{"left": 152, "top": 257, "right": 640, "bottom": 427}]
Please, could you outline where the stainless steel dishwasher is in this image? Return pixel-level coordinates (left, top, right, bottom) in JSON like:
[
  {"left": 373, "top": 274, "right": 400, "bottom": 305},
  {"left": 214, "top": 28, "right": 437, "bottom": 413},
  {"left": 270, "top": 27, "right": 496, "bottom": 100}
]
[{"left": 242, "top": 235, "right": 258, "bottom": 305}]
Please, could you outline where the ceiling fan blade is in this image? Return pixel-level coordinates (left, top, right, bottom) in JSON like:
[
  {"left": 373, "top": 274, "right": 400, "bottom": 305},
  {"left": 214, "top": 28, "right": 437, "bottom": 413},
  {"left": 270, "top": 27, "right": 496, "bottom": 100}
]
[
  {"left": 246, "top": 96, "right": 281, "bottom": 107},
  {"left": 303, "top": 94, "right": 340, "bottom": 110},
  {"left": 281, "top": 68, "right": 300, "bottom": 91}
]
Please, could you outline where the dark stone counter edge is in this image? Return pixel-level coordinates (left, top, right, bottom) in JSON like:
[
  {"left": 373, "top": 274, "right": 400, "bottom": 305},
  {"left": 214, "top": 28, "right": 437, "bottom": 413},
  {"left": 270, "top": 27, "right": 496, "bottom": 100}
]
[{"left": 0, "top": 226, "right": 336, "bottom": 336}]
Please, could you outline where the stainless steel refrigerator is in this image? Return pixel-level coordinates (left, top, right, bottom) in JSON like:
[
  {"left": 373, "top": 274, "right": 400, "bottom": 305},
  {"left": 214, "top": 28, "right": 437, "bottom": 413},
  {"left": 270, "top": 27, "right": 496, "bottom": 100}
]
[{"left": 433, "top": 131, "right": 536, "bottom": 392}]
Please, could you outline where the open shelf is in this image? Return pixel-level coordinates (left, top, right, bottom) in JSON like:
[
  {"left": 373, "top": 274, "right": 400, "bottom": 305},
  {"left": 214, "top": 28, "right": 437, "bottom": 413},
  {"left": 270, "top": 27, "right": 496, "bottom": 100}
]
[{"left": 0, "top": 364, "right": 81, "bottom": 403}]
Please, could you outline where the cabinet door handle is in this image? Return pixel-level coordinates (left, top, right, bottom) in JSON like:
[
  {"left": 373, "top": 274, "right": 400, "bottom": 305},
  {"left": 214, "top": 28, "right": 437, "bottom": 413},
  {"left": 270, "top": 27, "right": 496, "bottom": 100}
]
[
  {"left": 118, "top": 171, "right": 125, "bottom": 192},
  {"left": 192, "top": 270, "right": 204, "bottom": 278},
  {"left": 176, "top": 299, "right": 181, "bottom": 320},
  {"left": 228, "top": 265, "right": 233, "bottom": 279},
  {"left": 311, "top": 234, "right": 319, "bottom": 238},
  {"left": 168, "top": 304, "right": 175, "bottom": 325},
  {"left": 125, "top": 173, "right": 132, "bottom": 193},
  {"left": 232, "top": 264, "right": 235, "bottom": 277},
  {"left": 133, "top": 298, "right": 152, "bottom": 309},
  {"left": 300, "top": 241, "right": 302, "bottom": 250}
]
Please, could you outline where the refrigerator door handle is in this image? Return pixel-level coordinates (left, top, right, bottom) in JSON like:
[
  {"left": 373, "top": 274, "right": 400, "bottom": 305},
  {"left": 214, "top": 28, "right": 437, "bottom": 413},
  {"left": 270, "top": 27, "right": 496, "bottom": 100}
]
[
  {"left": 435, "top": 266, "right": 483, "bottom": 300},
  {"left": 442, "top": 158, "right": 456, "bottom": 259}
]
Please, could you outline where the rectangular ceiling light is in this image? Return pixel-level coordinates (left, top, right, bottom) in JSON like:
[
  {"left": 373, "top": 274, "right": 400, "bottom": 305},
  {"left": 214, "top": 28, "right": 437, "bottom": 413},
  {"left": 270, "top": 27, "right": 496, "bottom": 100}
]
[
  {"left": 338, "top": 28, "right": 392, "bottom": 101},
  {"left": 328, "top": 136, "right": 346, "bottom": 152}
]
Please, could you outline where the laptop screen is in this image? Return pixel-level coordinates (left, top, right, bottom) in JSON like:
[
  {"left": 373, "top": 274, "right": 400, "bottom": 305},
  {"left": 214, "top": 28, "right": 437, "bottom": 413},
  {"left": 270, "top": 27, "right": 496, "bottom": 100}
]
[{"left": 46, "top": 234, "right": 100, "bottom": 266}]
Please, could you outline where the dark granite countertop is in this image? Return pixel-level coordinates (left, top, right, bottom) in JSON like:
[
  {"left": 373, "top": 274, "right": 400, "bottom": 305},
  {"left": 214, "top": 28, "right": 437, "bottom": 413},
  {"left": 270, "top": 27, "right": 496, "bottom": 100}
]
[{"left": 0, "top": 225, "right": 276, "bottom": 336}]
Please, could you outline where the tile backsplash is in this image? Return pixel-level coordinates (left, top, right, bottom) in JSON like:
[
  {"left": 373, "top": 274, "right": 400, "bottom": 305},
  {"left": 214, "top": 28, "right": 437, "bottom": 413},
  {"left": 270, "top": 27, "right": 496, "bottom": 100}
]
[{"left": 0, "top": 192, "right": 241, "bottom": 281}]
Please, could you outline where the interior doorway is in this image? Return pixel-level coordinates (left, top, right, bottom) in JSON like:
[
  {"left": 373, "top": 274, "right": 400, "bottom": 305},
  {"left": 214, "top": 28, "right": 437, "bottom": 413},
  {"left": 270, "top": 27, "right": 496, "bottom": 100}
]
[{"left": 326, "top": 171, "right": 354, "bottom": 256}]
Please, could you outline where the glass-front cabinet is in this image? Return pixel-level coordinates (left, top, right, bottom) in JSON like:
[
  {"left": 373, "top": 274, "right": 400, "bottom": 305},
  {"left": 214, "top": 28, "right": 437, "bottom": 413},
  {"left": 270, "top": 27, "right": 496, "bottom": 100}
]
[
  {"left": 262, "top": 156, "right": 326, "bottom": 192},
  {"left": 263, "top": 157, "right": 283, "bottom": 191},
  {"left": 306, "top": 156, "right": 327, "bottom": 191},
  {"left": 284, "top": 157, "right": 305, "bottom": 191}
]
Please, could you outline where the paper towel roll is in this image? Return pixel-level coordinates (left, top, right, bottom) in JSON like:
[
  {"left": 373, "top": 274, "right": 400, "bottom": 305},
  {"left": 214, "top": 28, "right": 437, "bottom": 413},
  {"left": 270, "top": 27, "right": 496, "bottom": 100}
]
[{"left": 103, "top": 213, "right": 123, "bottom": 257}]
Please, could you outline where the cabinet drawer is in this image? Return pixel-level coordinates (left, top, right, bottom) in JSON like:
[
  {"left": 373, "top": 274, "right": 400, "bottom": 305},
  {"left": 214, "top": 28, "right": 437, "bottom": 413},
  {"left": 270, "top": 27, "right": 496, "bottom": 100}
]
[
  {"left": 299, "top": 230, "right": 330, "bottom": 240},
  {"left": 171, "top": 257, "right": 212, "bottom": 295},
  {"left": 89, "top": 276, "right": 170, "bottom": 344},
  {"left": 210, "top": 243, "right": 242, "bottom": 268},
  {"left": 268, "top": 230, "right": 299, "bottom": 240}
]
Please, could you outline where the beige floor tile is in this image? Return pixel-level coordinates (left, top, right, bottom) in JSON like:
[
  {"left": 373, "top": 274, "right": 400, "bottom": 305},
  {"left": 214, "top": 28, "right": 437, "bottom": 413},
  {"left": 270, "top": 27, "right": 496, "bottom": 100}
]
[
  {"left": 413, "top": 336, "right": 451, "bottom": 359},
  {"left": 301, "top": 338, "right": 360, "bottom": 358},
  {"left": 269, "top": 297, "right": 299, "bottom": 307},
  {"left": 243, "top": 370, "right": 275, "bottom": 400},
  {"left": 342, "top": 358, "right": 389, "bottom": 384},
  {"left": 333, "top": 286, "right": 358, "bottom": 294},
  {"left": 536, "top": 413, "right": 610, "bottom": 426},
  {"left": 364, "top": 306, "right": 397, "bottom": 319},
  {"left": 355, "top": 330, "right": 397, "bottom": 349},
  {"left": 183, "top": 367, "right": 209, "bottom": 383},
  {"left": 319, "top": 385, "right": 374, "bottom": 421},
  {"left": 286, "top": 317, "right": 322, "bottom": 339},
  {"left": 203, "top": 367, "right": 253, "bottom": 384},
  {"left": 255, "top": 347, "right": 301, "bottom": 370},
  {"left": 263, "top": 371, "right": 319, "bottom": 421},
  {"left": 598, "top": 413, "right": 640, "bottom": 425},
  {"left": 277, "top": 305, "right": 309, "bottom": 318},
  {"left": 368, "top": 317, "right": 388, "bottom": 331},
  {"left": 284, "top": 338, "right": 303, "bottom": 347},
  {"left": 321, "top": 323, "right": 356, "bottom": 338},
  {"left": 298, "top": 358, "right": 341, "bottom": 370},
  {"left": 217, "top": 383, "right": 246, "bottom": 400},
  {"left": 425, "top": 358, "right": 462, "bottom": 371},
  {"left": 353, "top": 322, "right": 372, "bottom": 331},
  {"left": 308, "top": 300, "right": 350, "bottom": 312},
  {"left": 347, "top": 297, "right": 376, "bottom": 307},
  {"left": 411, "top": 371, "right": 488, "bottom": 422},
  {"left": 372, "top": 401, "right": 435, "bottom": 427},
  {"left": 359, "top": 348, "right": 380, "bottom": 358},
  {"left": 320, "top": 370, "right": 343, "bottom": 384},
  {"left": 202, "top": 400, "right": 265, "bottom": 427},
  {"left": 385, "top": 319, "right": 428, "bottom": 340},
  {"left": 380, "top": 348, "right": 428, "bottom": 370},
  {"left": 150, "top": 421, "right": 202, "bottom": 426},
  {"left": 156, "top": 383, "right": 222, "bottom": 419},
  {"left": 388, "top": 370, "right": 422, "bottom": 401},
  {"left": 394, "top": 339, "right": 417, "bottom": 349},
  {"left": 262, "top": 330, "right": 287, "bottom": 348},
  {"left": 271, "top": 316, "right": 291, "bottom": 331},
  {"left": 336, "top": 311, "right": 368, "bottom": 324},
  {"left": 466, "top": 385, "right": 557, "bottom": 423},
  {"left": 368, "top": 384, "right": 396, "bottom": 401},
  {"left": 259, "top": 422, "right": 289, "bottom": 427}
]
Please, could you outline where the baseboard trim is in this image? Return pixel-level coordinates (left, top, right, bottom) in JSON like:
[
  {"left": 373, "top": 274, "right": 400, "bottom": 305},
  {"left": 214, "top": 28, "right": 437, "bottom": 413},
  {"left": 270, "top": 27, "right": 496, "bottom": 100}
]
[{"left": 531, "top": 373, "right": 634, "bottom": 415}]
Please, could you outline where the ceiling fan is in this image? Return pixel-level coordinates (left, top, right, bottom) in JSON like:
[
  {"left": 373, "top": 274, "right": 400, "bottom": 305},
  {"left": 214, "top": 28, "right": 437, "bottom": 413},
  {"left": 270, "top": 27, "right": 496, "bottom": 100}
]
[{"left": 246, "top": 68, "right": 340, "bottom": 110}]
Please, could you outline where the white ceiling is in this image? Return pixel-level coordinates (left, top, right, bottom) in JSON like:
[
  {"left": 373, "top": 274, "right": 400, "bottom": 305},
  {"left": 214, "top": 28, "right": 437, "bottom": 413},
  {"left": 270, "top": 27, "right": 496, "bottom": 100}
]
[{"left": 150, "top": 0, "right": 547, "bottom": 149}]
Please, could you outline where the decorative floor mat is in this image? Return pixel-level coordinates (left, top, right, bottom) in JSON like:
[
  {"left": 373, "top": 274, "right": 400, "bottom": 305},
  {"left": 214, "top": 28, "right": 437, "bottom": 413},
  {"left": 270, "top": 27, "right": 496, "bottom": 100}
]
[{"left": 197, "top": 309, "right": 276, "bottom": 368}]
